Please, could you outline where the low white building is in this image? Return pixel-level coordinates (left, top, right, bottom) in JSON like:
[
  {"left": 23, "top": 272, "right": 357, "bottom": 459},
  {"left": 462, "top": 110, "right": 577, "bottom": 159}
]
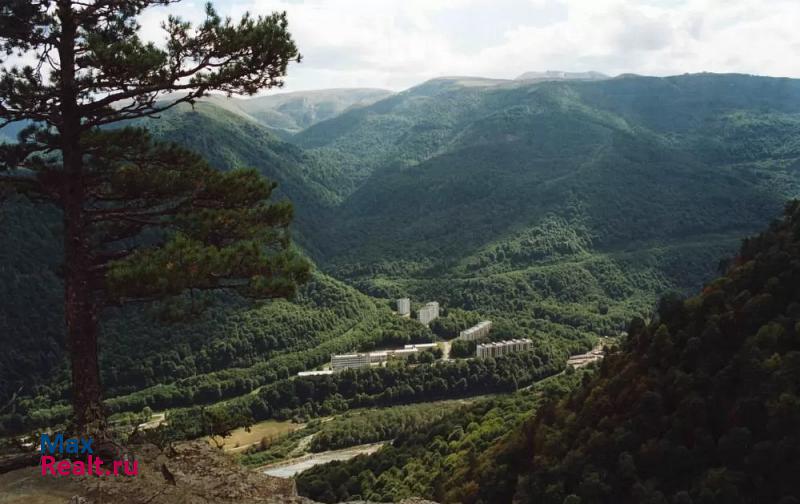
[
  {"left": 566, "top": 348, "right": 605, "bottom": 368},
  {"left": 459, "top": 321, "right": 492, "bottom": 341},
  {"left": 404, "top": 343, "right": 438, "bottom": 350},
  {"left": 417, "top": 301, "right": 440, "bottom": 326},
  {"left": 297, "top": 370, "right": 335, "bottom": 377},
  {"left": 397, "top": 298, "right": 411, "bottom": 316},
  {"left": 390, "top": 348, "right": 419, "bottom": 358},
  {"left": 331, "top": 353, "right": 371, "bottom": 370},
  {"left": 476, "top": 339, "right": 532, "bottom": 359}
]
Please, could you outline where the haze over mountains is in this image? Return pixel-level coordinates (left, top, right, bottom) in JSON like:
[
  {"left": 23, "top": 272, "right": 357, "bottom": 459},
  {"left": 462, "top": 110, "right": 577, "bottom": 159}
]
[
  {"left": 152, "top": 69, "right": 614, "bottom": 142},
  {"left": 203, "top": 88, "right": 395, "bottom": 139}
]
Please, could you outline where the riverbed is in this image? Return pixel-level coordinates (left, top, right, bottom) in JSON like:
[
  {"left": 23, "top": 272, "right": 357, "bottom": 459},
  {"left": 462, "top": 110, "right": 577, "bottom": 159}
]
[{"left": 261, "top": 442, "right": 386, "bottom": 478}]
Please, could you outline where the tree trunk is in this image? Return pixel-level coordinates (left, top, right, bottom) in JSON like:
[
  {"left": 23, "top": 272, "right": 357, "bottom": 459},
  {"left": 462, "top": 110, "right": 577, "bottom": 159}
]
[
  {"left": 57, "top": 0, "right": 105, "bottom": 435},
  {"left": 64, "top": 222, "right": 104, "bottom": 433}
]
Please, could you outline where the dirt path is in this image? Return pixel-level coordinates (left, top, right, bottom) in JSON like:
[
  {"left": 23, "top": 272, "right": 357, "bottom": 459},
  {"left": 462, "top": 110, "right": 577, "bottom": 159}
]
[
  {"left": 136, "top": 412, "right": 165, "bottom": 431},
  {"left": 441, "top": 340, "right": 452, "bottom": 360}
]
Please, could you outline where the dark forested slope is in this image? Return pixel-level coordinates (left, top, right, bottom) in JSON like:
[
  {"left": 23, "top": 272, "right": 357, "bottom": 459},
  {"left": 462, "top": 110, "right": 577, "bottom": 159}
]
[
  {"left": 304, "top": 73, "right": 800, "bottom": 272},
  {"left": 131, "top": 101, "right": 336, "bottom": 229},
  {"left": 461, "top": 200, "right": 800, "bottom": 504}
]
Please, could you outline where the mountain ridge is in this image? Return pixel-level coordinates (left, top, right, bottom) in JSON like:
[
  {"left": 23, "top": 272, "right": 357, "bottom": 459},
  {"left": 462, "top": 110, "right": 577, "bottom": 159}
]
[{"left": 516, "top": 70, "right": 610, "bottom": 81}]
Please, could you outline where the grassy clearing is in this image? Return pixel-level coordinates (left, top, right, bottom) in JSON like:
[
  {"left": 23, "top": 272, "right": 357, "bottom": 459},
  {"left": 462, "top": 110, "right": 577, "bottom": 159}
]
[{"left": 206, "top": 419, "right": 303, "bottom": 453}]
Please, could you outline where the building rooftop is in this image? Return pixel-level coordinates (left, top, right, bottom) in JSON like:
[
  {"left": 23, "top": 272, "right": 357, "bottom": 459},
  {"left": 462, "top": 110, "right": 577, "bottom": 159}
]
[
  {"left": 298, "top": 370, "right": 335, "bottom": 376},
  {"left": 477, "top": 338, "right": 531, "bottom": 347}
]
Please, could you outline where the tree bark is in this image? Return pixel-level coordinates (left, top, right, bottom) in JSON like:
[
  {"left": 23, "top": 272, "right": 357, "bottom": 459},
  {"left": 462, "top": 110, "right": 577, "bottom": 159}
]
[
  {"left": 57, "top": 0, "right": 105, "bottom": 434},
  {"left": 63, "top": 222, "right": 104, "bottom": 433}
]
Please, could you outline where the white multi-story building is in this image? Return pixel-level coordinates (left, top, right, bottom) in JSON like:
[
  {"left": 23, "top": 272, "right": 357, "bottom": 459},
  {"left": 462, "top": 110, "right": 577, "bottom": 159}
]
[
  {"left": 331, "top": 353, "right": 371, "bottom": 370},
  {"left": 459, "top": 321, "right": 492, "bottom": 341},
  {"left": 476, "top": 339, "right": 532, "bottom": 359},
  {"left": 397, "top": 298, "right": 411, "bottom": 316},
  {"left": 417, "top": 301, "right": 440, "bottom": 325}
]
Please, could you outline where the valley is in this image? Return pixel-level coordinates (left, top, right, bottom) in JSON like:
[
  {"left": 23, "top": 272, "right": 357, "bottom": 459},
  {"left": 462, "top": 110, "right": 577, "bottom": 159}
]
[{"left": 2, "top": 71, "right": 800, "bottom": 503}]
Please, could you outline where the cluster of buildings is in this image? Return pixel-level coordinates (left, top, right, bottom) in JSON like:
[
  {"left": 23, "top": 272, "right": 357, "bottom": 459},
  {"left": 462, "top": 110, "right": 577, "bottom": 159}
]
[
  {"left": 476, "top": 339, "right": 532, "bottom": 359},
  {"left": 396, "top": 298, "right": 440, "bottom": 326},
  {"left": 459, "top": 320, "right": 492, "bottom": 341},
  {"left": 330, "top": 343, "right": 439, "bottom": 371}
]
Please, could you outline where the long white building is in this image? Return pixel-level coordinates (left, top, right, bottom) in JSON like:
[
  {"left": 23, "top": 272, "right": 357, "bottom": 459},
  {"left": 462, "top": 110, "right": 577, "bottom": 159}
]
[
  {"left": 459, "top": 320, "right": 492, "bottom": 341},
  {"left": 297, "top": 370, "right": 335, "bottom": 377},
  {"left": 330, "top": 347, "right": 421, "bottom": 370},
  {"left": 396, "top": 298, "right": 411, "bottom": 316},
  {"left": 476, "top": 339, "right": 532, "bottom": 359},
  {"left": 417, "top": 301, "right": 440, "bottom": 325},
  {"left": 404, "top": 343, "right": 438, "bottom": 350}
]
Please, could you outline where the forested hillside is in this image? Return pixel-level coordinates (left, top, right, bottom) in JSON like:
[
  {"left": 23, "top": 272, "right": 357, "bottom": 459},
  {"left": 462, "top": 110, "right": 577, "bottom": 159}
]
[
  {"left": 295, "top": 370, "right": 589, "bottom": 503},
  {"left": 129, "top": 101, "right": 336, "bottom": 230},
  {"left": 0, "top": 196, "right": 394, "bottom": 431},
  {"left": 0, "top": 103, "right": 383, "bottom": 432},
  {"left": 297, "top": 200, "right": 800, "bottom": 504},
  {"left": 455, "top": 200, "right": 800, "bottom": 503},
  {"left": 294, "top": 73, "right": 800, "bottom": 348},
  {"left": 304, "top": 73, "right": 800, "bottom": 264}
]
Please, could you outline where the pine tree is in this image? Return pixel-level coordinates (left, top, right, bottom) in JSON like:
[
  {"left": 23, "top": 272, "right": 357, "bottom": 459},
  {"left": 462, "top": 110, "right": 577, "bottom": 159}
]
[{"left": 0, "top": 0, "right": 310, "bottom": 433}]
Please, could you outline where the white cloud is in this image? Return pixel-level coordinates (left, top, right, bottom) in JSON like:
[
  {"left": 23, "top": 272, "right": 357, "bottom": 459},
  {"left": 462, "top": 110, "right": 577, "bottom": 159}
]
[{"left": 136, "top": 0, "right": 800, "bottom": 92}]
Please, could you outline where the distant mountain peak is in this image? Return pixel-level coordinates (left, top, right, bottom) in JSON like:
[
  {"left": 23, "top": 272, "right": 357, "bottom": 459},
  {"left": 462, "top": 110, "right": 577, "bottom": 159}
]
[{"left": 515, "top": 70, "right": 609, "bottom": 81}]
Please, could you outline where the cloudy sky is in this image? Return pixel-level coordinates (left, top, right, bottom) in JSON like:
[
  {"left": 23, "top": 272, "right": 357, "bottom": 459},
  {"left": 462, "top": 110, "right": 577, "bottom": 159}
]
[{"left": 138, "top": 0, "right": 800, "bottom": 92}]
